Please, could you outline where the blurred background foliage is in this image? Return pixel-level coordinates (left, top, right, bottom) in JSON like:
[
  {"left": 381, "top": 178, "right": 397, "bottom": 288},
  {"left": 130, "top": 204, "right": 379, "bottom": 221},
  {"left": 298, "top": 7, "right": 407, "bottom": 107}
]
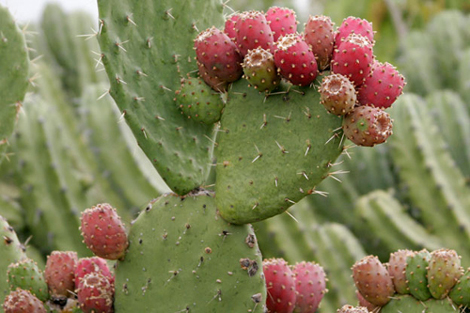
[{"left": 1, "top": 0, "right": 470, "bottom": 311}]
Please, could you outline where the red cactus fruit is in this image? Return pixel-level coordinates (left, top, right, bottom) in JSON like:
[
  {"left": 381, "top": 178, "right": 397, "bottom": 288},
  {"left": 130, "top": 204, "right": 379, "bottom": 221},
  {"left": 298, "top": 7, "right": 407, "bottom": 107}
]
[
  {"left": 242, "top": 47, "right": 280, "bottom": 92},
  {"left": 342, "top": 105, "right": 393, "bottom": 147},
  {"left": 355, "top": 290, "right": 379, "bottom": 312},
  {"left": 331, "top": 34, "right": 374, "bottom": 87},
  {"left": 263, "top": 258, "right": 297, "bottom": 313},
  {"left": 234, "top": 11, "right": 274, "bottom": 56},
  {"left": 224, "top": 13, "right": 240, "bottom": 42},
  {"left": 427, "top": 249, "right": 464, "bottom": 299},
  {"left": 265, "top": 6, "right": 297, "bottom": 42},
  {"left": 197, "top": 61, "right": 228, "bottom": 92},
  {"left": 352, "top": 255, "right": 395, "bottom": 306},
  {"left": 77, "top": 272, "right": 114, "bottom": 313},
  {"left": 388, "top": 249, "right": 413, "bottom": 294},
  {"left": 292, "top": 261, "right": 327, "bottom": 313},
  {"left": 319, "top": 73, "right": 357, "bottom": 116},
  {"left": 303, "top": 15, "right": 335, "bottom": 70},
  {"left": 274, "top": 34, "right": 318, "bottom": 86},
  {"left": 75, "top": 257, "right": 114, "bottom": 289},
  {"left": 3, "top": 288, "right": 46, "bottom": 313},
  {"left": 194, "top": 26, "right": 243, "bottom": 84},
  {"left": 357, "top": 61, "right": 405, "bottom": 109},
  {"left": 335, "top": 17, "right": 374, "bottom": 46},
  {"left": 337, "top": 304, "right": 369, "bottom": 313},
  {"left": 44, "top": 251, "right": 78, "bottom": 298},
  {"left": 80, "top": 203, "right": 128, "bottom": 260}
]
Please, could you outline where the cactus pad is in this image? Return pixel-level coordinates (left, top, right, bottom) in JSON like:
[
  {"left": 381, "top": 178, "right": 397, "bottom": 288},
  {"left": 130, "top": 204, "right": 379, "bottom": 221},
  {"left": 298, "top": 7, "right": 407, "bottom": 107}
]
[
  {"left": 113, "top": 191, "right": 266, "bottom": 312},
  {"left": 0, "top": 4, "right": 29, "bottom": 160},
  {"left": 97, "top": 0, "right": 224, "bottom": 194},
  {"left": 215, "top": 78, "right": 343, "bottom": 224}
]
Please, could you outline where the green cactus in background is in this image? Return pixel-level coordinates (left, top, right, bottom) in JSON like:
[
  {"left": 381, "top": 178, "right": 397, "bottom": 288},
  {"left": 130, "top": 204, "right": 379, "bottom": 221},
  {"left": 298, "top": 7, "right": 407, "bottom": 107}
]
[{"left": 0, "top": 4, "right": 30, "bottom": 163}]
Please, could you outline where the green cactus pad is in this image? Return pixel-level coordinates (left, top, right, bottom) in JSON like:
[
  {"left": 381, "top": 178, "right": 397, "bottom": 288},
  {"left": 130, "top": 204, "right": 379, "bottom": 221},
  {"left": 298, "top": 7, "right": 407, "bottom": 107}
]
[
  {"left": 215, "top": 77, "right": 343, "bottom": 224},
  {"left": 449, "top": 268, "right": 470, "bottom": 306},
  {"left": 0, "top": 4, "right": 29, "bottom": 161},
  {"left": 7, "top": 258, "right": 49, "bottom": 302},
  {"left": 97, "top": 0, "right": 224, "bottom": 194},
  {"left": 0, "top": 216, "right": 26, "bottom": 307},
  {"left": 406, "top": 249, "right": 432, "bottom": 301},
  {"left": 114, "top": 192, "right": 266, "bottom": 313},
  {"left": 175, "top": 76, "right": 225, "bottom": 124}
]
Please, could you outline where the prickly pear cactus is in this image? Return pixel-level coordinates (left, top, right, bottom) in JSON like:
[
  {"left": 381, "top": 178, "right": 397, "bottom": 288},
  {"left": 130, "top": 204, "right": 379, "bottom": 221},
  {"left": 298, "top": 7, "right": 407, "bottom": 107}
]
[
  {"left": 215, "top": 77, "right": 343, "bottom": 224},
  {"left": 97, "top": 0, "right": 224, "bottom": 194},
  {"left": 113, "top": 191, "right": 266, "bottom": 312},
  {"left": 0, "top": 4, "right": 30, "bottom": 162}
]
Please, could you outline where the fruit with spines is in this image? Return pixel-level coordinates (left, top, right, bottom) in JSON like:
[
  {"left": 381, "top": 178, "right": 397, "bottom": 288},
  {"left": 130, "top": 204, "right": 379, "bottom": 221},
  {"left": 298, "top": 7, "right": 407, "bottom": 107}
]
[
  {"left": 274, "top": 34, "right": 318, "bottom": 86},
  {"left": 319, "top": 73, "right": 356, "bottom": 116},
  {"left": 352, "top": 255, "right": 395, "bottom": 306},
  {"left": 303, "top": 15, "right": 335, "bottom": 70},
  {"left": 357, "top": 61, "right": 406, "bottom": 109},
  {"left": 332, "top": 34, "right": 374, "bottom": 87},
  {"left": 174, "top": 76, "right": 225, "bottom": 124},
  {"left": 80, "top": 203, "right": 128, "bottom": 260},
  {"left": 74, "top": 257, "right": 114, "bottom": 289},
  {"left": 263, "top": 258, "right": 296, "bottom": 313},
  {"left": 224, "top": 13, "right": 240, "bottom": 42},
  {"left": 77, "top": 272, "right": 114, "bottom": 313},
  {"left": 342, "top": 106, "right": 393, "bottom": 147},
  {"left": 265, "top": 7, "right": 297, "bottom": 42},
  {"left": 235, "top": 11, "right": 274, "bottom": 56},
  {"left": 449, "top": 268, "right": 470, "bottom": 306},
  {"left": 388, "top": 249, "right": 413, "bottom": 295},
  {"left": 337, "top": 305, "right": 368, "bottom": 313},
  {"left": 405, "top": 249, "right": 432, "bottom": 301},
  {"left": 335, "top": 17, "right": 374, "bottom": 45},
  {"left": 2, "top": 288, "right": 46, "bottom": 313},
  {"left": 242, "top": 47, "right": 280, "bottom": 92},
  {"left": 355, "top": 290, "right": 379, "bottom": 312},
  {"left": 7, "top": 259, "right": 49, "bottom": 302},
  {"left": 292, "top": 261, "right": 327, "bottom": 313},
  {"left": 427, "top": 249, "right": 463, "bottom": 299},
  {"left": 197, "top": 61, "right": 229, "bottom": 92},
  {"left": 194, "top": 27, "right": 243, "bottom": 84},
  {"left": 44, "top": 251, "right": 78, "bottom": 299}
]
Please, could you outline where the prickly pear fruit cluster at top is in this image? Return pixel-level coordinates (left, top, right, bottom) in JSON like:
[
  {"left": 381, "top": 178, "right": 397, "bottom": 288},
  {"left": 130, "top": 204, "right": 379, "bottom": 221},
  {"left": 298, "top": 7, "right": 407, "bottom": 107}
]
[
  {"left": 346, "top": 248, "right": 468, "bottom": 312},
  {"left": 80, "top": 203, "right": 129, "bottom": 260},
  {"left": 263, "top": 258, "right": 327, "bottom": 313}
]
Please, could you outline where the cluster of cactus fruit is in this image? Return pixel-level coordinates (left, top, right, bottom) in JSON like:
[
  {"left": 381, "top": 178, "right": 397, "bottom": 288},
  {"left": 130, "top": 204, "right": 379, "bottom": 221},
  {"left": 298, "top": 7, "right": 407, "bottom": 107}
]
[
  {"left": 179, "top": 8, "right": 405, "bottom": 147},
  {"left": 344, "top": 248, "right": 470, "bottom": 312}
]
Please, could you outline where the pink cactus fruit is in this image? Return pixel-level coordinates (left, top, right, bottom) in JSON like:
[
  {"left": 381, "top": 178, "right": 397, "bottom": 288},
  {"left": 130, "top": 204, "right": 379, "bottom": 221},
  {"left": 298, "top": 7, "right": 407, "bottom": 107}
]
[
  {"left": 335, "top": 17, "right": 374, "bottom": 46},
  {"left": 75, "top": 257, "right": 114, "bottom": 288},
  {"left": 224, "top": 13, "right": 240, "bottom": 42},
  {"left": 44, "top": 251, "right": 78, "bottom": 298},
  {"left": 263, "top": 258, "right": 297, "bottom": 313},
  {"left": 242, "top": 47, "right": 280, "bottom": 92},
  {"left": 357, "top": 61, "right": 405, "bottom": 109},
  {"left": 265, "top": 6, "right": 297, "bottom": 42},
  {"left": 80, "top": 203, "right": 129, "bottom": 260},
  {"left": 388, "top": 249, "right": 413, "bottom": 294},
  {"left": 303, "top": 15, "right": 335, "bottom": 70},
  {"left": 274, "top": 34, "right": 318, "bottom": 86},
  {"left": 427, "top": 249, "right": 464, "bottom": 299},
  {"left": 331, "top": 34, "right": 374, "bottom": 87},
  {"left": 194, "top": 26, "right": 243, "bottom": 84},
  {"left": 234, "top": 11, "right": 274, "bottom": 56},
  {"left": 342, "top": 105, "right": 393, "bottom": 147},
  {"left": 2, "top": 288, "right": 47, "bottom": 313},
  {"left": 292, "top": 261, "right": 327, "bottom": 313},
  {"left": 319, "top": 73, "right": 357, "bottom": 116},
  {"left": 197, "top": 61, "right": 228, "bottom": 92},
  {"left": 355, "top": 290, "right": 379, "bottom": 312},
  {"left": 77, "top": 272, "right": 114, "bottom": 313},
  {"left": 352, "top": 255, "right": 395, "bottom": 306},
  {"left": 337, "top": 304, "right": 369, "bottom": 313}
]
